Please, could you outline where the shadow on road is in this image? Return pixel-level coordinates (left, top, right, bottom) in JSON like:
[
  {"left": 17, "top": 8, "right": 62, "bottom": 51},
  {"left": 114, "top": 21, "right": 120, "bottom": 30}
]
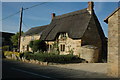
[{"left": 2, "top": 59, "right": 111, "bottom": 80}]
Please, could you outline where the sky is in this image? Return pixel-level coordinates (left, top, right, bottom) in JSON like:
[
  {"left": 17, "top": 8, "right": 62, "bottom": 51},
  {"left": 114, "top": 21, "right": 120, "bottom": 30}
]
[{"left": 2, "top": 2, "right": 119, "bottom": 37}]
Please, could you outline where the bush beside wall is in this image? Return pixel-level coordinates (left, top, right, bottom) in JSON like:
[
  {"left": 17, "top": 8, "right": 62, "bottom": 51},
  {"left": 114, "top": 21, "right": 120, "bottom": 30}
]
[{"left": 23, "top": 52, "right": 83, "bottom": 64}]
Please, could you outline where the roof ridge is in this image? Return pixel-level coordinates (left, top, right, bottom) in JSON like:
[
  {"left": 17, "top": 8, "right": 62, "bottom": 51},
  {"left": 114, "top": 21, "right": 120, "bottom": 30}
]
[
  {"left": 23, "top": 25, "right": 48, "bottom": 36},
  {"left": 81, "top": 14, "right": 92, "bottom": 38},
  {"left": 31, "top": 24, "right": 49, "bottom": 29},
  {"left": 104, "top": 7, "right": 120, "bottom": 23},
  {"left": 54, "top": 8, "right": 88, "bottom": 19}
]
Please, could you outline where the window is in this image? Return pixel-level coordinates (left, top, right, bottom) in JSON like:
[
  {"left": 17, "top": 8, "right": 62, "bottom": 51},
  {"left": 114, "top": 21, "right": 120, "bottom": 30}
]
[
  {"left": 27, "top": 45, "right": 29, "bottom": 51},
  {"left": 61, "top": 33, "right": 66, "bottom": 37},
  {"left": 48, "top": 44, "right": 52, "bottom": 51},
  {"left": 31, "top": 36, "right": 34, "bottom": 40},
  {"left": 50, "top": 45, "right": 52, "bottom": 49},
  {"left": 60, "top": 44, "right": 65, "bottom": 51},
  {"left": 22, "top": 46, "right": 25, "bottom": 50},
  {"left": 60, "top": 33, "right": 67, "bottom": 40},
  {"left": 22, "top": 37, "right": 25, "bottom": 41}
]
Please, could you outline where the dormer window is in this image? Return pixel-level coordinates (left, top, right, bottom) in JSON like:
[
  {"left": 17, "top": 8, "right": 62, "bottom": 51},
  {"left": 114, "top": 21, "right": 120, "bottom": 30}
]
[{"left": 60, "top": 32, "right": 67, "bottom": 39}]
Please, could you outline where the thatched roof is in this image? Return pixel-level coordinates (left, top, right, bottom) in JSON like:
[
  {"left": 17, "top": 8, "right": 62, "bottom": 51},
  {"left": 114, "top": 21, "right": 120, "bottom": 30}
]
[
  {"left": 23, "top": 25, "right": 48, "bottom": 36},
  {"left": 40, "top": 8, "right": 91, "bottom": 40}
]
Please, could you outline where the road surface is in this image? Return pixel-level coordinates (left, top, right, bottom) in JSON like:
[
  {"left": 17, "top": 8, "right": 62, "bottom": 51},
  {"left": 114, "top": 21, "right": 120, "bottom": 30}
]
[{"left": 2, "top": 59, "right": 108, "bottom": 80}]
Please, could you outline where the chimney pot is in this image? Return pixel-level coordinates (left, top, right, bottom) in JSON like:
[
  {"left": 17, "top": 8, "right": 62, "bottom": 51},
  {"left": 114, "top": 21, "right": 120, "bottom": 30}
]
[
  {"left": 52, "top": 13, "right": 55, "bottom": 19},
  {"left": 87, "top": 1, "right": 94, "bottom": 12}
]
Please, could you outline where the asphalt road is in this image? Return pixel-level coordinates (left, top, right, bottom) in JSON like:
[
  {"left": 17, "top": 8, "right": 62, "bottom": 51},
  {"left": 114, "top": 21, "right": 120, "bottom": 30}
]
[{"left": 2, "top": 59, "right": 108, "bottom": 80}]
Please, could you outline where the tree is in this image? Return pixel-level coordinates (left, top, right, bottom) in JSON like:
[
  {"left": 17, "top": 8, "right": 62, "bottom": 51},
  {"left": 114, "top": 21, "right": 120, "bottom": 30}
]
[
  {"left": 29, "top": 40, "right": 34, "bottom": 48},
  {"left": 10, "top": 31, "right": 24, "bottom": 49},
  {"left": 29, "top": 40, "right": 46, "bottom": 52}
]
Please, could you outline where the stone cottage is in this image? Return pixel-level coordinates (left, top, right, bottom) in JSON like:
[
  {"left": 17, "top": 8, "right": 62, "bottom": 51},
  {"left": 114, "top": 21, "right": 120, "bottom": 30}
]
[
  {"left": 104, "top": 7, "right": 120, "bottom": 77},
  {"left": 20, "top": 25, "right": 48, "bottom": 52},
  {"left": 40, "top": 2, "right": 107, "bottom": 62}
]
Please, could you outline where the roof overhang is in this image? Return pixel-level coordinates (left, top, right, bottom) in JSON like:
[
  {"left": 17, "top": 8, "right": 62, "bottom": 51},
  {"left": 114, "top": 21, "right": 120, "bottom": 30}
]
[{"left": 104, "top": 7, "right": 120, "bottom": 23}]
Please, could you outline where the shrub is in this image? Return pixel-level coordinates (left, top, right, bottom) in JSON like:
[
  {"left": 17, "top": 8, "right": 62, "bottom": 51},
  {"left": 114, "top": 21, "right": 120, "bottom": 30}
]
[
  {"left": 2, "top": 46, "right": 10, "bottom": 51},
  {"left": 4, "top": 51, "right": 20, "bottom": 57},
  {"left": 4, "top": 51, "right": 12, "bottom": 57},
  {"left": 24, "top": 53, "right": 82, "bottom": 63},
  {"left": 11, "top": 31, "right": 24, "bottom": 49},
  {"left": 29, "top": 40, "right": 47, "bottom": 52},
  {"left": 22, "top": 51, "right": 33, "bottom": 60}
]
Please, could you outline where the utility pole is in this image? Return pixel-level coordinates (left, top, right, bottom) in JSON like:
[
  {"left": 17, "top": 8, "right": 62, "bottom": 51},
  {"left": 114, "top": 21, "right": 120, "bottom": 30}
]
[{"left": 18, "top": 7, "right": 23, "bottom": 52}]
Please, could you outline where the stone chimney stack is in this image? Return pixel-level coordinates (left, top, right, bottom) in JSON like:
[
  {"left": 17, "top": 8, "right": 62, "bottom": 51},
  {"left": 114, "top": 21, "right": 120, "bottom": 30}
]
[
  {"left": 87, "top": 1, "right": 94, "bottom": 14},
  {"left": 51, "top": 13, "right": 55, "bottom": 19}
]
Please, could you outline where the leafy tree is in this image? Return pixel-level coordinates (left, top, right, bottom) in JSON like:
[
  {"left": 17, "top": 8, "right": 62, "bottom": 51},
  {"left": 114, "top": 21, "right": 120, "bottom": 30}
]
[
  {"left": 29, "top": 40, "right": 46, "bottom": 52},
  {"left": 10, "top": 31, "right": 24, "bottom": 49},
  {"left": 29, "top": 41, "right": 34, "bottom": 48}
]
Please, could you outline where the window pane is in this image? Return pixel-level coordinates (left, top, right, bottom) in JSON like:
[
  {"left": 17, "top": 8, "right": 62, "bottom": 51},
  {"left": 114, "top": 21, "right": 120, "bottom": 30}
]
[
  {"left": 61, "top": 44, "right": 62, "bottom": 51},
  {"left": 63, "top": 45, "right": 65, "bottom": 51}
]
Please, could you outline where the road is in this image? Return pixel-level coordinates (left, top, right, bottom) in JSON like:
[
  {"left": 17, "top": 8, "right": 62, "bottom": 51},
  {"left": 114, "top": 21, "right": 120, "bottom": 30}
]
[{"left": 2, "top": 59, "right": 108, "bottom": 80}]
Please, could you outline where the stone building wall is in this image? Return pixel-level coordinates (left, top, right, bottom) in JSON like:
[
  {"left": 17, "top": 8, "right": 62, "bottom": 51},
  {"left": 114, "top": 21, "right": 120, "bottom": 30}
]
[
  {"left": 80, "top": 45, "right": 99, "bottom": 63},
  {"left": 118, "top": 9, "right": 120, "bottom": 77},
  {"left": 46, "top": 33, "right": 81, "bottom": 56},
  {"left": 20, "top": 34, "right": 40, "bottom": 52},
  {"left": 81, "top": 15, "right": 104, "bottom": 62},
  {"left": 58, "top": 33, "right": 81, "bottom": 56},
  {"left": 107, "top": 9, "right": 119, "bottom": 77},
  {"left": 45, "top": 41, "right": 55, "bottom": 52}
]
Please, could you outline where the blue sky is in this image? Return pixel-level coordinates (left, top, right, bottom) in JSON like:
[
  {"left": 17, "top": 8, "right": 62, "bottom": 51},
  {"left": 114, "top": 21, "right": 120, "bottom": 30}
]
[{"left": 2, "top": 2, "right": 119, "bottom": 37}]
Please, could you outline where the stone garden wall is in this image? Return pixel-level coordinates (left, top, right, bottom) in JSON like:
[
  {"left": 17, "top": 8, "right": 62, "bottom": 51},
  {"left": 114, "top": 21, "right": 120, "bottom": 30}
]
[{"left": 80, "top": 45, "right": 99, "bottom": 63}]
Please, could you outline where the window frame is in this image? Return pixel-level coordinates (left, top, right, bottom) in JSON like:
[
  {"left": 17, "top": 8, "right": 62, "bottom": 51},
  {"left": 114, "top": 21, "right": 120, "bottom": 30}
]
[{"left": 60, "top": 44, "right": 65, "bottom": 52}]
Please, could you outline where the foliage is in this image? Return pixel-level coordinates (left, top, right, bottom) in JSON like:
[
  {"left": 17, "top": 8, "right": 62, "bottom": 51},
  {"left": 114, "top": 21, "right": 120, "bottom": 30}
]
[
  {"left": 10, "top": 31, "right": 24, "bottom": 48},
  {"left": 2, "top": 45, "right": 10, "bottom": 51},
  {"left": 22, "top": 51, "right": 33, "bottom": 59},
  {"left": 23, "top": 53, "right": 82, "bottom": 63},
  {"left": 68, "top": 46, "right": 74, "bottom": 55},
  {"left": 69, "top": 49, "right": 74, "bottom": 55},
  {"left": 29, "top": 41, "right": 34, "bottom": 49},
  {"left": 4, "top": 51, "right": 20, "bottom": 57},
  {"left": 52, "top": 42, "right": 59, "bottom": 54},
  {"left": 29, "top": 40, "right": 46, "bottom": 52}
]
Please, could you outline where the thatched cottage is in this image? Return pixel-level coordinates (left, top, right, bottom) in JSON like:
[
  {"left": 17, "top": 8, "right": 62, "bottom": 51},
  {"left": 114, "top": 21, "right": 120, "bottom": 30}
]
[
  {"left": 20, "top": 2, "right": 107, "bottom": 62},
  {"left": 20, "top": 25, "right": 48, "bottom": 52},
  {"left": 40, "top": 2, "right": 107, "bottom": 62}
]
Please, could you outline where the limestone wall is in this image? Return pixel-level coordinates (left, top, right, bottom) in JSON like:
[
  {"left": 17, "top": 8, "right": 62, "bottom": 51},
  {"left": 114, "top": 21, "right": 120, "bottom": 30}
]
[
  {"left": 107, "top": 9, "right": 119, "bottom": 77},
  {"left": 45, "top": 41, "right": 55, "bottom": 52},
  {"left": 80, "top": 45, "right": 99, "bottom": 63},
  {"left": 20, "top": 34, "right": 40, "bottom": 52},
  {"left": 58, "top": 33, "right": 81, "bottom": 56},
  {"left": 119, "top": 8, "right": 120, "bottom": 77}
]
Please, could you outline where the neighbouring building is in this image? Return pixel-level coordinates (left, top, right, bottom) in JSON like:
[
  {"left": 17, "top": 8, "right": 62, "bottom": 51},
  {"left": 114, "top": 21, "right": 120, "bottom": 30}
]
[
  {"left": 1, "top": 32, "right": 15, "bottom": 46},
  {"left": 20, "top": 25, "right": 48, "bottom": 52},
  {"left": 40, "top": 2, "right": 107, "bottom": 62},
  {"left": 104, "top": 7, "right": 120, "bottom": 77},
  {"left": 1, "top": 32, "right": 15, "bottom": 51}
]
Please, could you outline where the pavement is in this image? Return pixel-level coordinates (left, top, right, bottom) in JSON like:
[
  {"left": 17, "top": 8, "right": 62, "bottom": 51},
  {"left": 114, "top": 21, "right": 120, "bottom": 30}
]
[
  {"left": 2, "top": 59, "right": 109, "bottom": 80},
  {"left": 50, "top": 63, "right": 108, "bottom": 74}
]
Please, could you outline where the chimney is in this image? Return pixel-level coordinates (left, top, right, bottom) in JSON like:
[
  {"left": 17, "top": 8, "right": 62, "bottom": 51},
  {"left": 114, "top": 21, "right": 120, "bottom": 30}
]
[
  {"left": 87, "top": 1, "right": 94, "bottom": 14},
  {"left": 51, "top": 13, "right": 55, "bottom": 19}
]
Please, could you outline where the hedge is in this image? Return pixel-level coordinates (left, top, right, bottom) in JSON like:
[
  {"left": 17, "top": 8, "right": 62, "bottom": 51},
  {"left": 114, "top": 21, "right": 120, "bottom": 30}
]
[
  {"left": 23, "top": 53, "right": 83, "bottom": 63},
  {"left": 4, "top": 51, "right": 21, "bottom": 57}
]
